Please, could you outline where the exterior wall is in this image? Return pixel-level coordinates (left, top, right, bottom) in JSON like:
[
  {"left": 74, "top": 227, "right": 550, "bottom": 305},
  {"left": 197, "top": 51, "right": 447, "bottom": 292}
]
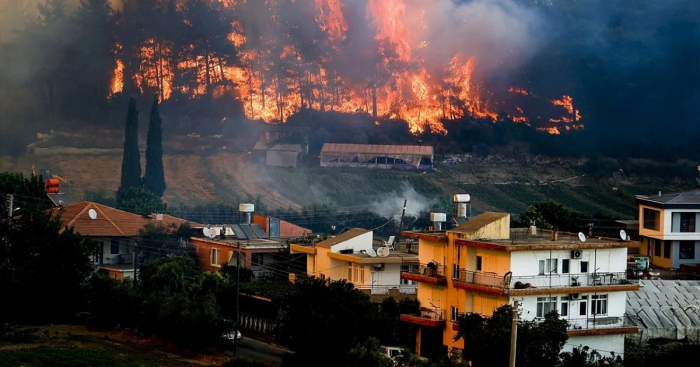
[
  {"left": 668, "top": 240, "right": 700, "bottom": 268},
  {"left": 315, "top": 247, "right": 331, "bottom": 278},
  {"left": 519, "top": 292, "right": 626, "bottom": 322},
  {"left": 329, "top": 231, "right": 373, "bottom": 253},
  {"left": 665, "top": 210, "right": 700, "bottom": 240},
  {"left": 638, "top": 206, "right": 700, "bottom": 268},
  {"left": 190, "top": 238, "right": 236, "bottom": 272},
  {"left": 95, "top": 237, "right": 134, "bottom": 266},
  {"left": 417, "top": 239, "right": 447, "bottom": 267},
  {"left": 638, "top": 204, "right": 665, "bottom": 239},
  {"left": 566, "top": 334, "right": 625, "bottom": 356}
]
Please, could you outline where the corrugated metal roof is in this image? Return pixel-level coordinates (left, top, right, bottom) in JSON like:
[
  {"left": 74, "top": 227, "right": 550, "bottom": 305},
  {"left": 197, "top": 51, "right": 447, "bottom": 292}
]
[
  {"left": 320, "top": 143, "right": 433, "bottom": 156},
  {"left": 636, "top": 189, "right": 700, "bottom": 205}
]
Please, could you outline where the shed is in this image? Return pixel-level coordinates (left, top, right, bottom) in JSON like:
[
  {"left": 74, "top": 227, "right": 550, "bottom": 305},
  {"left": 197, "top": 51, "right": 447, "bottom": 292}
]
[
  {"left": 266, "top": 144, "right": 302, "bottom": 167},
  {"left": 320, "top": 143, "right": 434, "bottom": 170}
]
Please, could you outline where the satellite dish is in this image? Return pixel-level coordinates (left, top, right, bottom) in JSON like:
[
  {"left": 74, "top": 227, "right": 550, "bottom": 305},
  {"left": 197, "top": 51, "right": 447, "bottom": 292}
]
[
  {"left": 377, "top": 247, "right": 390, "bottom": 258},
  {"left": 203, "top": 228, "right": 211, "bottom": 237},
  {"left": 366, "top": 248, "right": 377, "bottom": 257},
  {"left": 578, "top": 232, "right": 586, "bottom": 242},
  {"left": 209, "top": 228, "right": 218, "bottom": 238},
  {"left": 620, "top": 230, "right": 627, "bottom": 241},
  {"left": 88, "top": 209, "right": 97, "bottom": 220}
]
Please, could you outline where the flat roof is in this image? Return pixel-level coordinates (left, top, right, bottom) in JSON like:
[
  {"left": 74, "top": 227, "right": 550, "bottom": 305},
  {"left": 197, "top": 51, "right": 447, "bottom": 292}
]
[
  {"left": 636, "top": 188, "right": 700, "bottom": 207},
  {"left": 456, "top": 229, "right": 639, "bottom": 252},
  {"left": 320, "top": 143, "right": 433, "bottom": 156}
]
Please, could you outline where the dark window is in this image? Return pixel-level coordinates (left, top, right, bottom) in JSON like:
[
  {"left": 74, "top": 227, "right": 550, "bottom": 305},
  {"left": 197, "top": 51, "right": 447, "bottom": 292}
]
[
  {"left": 476, "top": 256, "right": 482, "bottom": 271},
  {"left": 580, "top": 261, "right": 588, "bottom": 273},
  {"left": 591, "top": 295, "right": 608, "bottom": 315},
  {"left": 561, "top": 302, "right": 568, "bottom": 317},
  {"left": 452, "top": 264, "right": 460, "bottom": 279},
  {"left": 451, "top": 306, "right": 459, "bottom": 322},
  {"left": 654, "top": 240, "right": 662, "bottom": 256},
  {"left": 252, "top": 253, "right": 263, "bottom": 266},
  {"left": 643, "top": 208, "right": 660, "bottom": 230},
  {"left": 680, "top": 241, "right": 695, "bottom": 260},
  {"left": 562, "top": 259, "right": 570, "bottom": 274},
  {"left": 579, "top": 300, "right": 587, "bottom": 316},
  {"left": 664, "top": 241, "right": 671, "bottom": 258},
  {"left": 680, "top": 213, "right": 696, "bottom": 232},
  {"left": 110, "top": 239, "right": 120, "bottom": 255}
]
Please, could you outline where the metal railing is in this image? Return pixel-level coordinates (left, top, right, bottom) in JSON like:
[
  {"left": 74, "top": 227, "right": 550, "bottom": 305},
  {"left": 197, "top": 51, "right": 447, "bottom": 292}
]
[
  {"left": 401, "top": 261, "right": 446, "bottom": 278},
  {"left": 419, "top": 307, "right": 446, "bottom": 321},
  {"left": 355, "top": 284, "right": 418, "bottom": 295},
  {"left": 511, "top": 271, "right": 631, "bottom": 289},
  {"left": 453, "top": 269, "right": 510, "bottom": 288},
  {"left": 565, "top": 315, "right": 635, "bottom": 330}
]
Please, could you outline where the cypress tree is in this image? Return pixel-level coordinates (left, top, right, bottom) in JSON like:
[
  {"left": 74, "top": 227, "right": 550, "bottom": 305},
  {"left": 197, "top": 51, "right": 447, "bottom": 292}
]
[
  {"left": 119, "top": 97, "right": 141, "bottom": 193},
  {"left": 144, "top": 95, "right": 166, "bottom": 197}
]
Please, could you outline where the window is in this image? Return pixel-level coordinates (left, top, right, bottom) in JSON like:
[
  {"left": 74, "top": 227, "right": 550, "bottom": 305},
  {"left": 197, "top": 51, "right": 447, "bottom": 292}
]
[
  {"left": 562, "top": 259, "right": 570, "bottom": 274},
  {"left": 643, "top": 208, "right": 660, "bottom": 230},
  {"left": 580, "top": 261, "right": 588, "bottom": 273},
  {"left": 680, "top": 241, "right": 696, "bottom": 260},
  {"left": 451, "top": 306, "right": 459, "bottom": 322},
  {"left": 347, "top": 263, "right": 364, "bottom": 283},
  {"left": 591, "top": 295, "right": 608, "bottom": 315},
  {"left": 210, "top": 248, "right": 220, "bottom": 265},
  {"left": 560, "top": 296, "right": 569, "bottom": 317},
  {"left": 664, "top": 241, "right": 671, "bottom": 258},
  {"left": 579, "top": 296, "right": 588, "bottom": 316},
  {"left": 252, "top": 253, "right": 263, "bottom": 266},
  {"left": 536, "top": 296, "right": 557, "bottom": 317},
  {"left": 654, "top": 240, "right": 662, "bottom": 257},
  {"left": 476, "top": 256, "right": 483, "bottom": 271},
  {"left": 538, "top": 259, "right": 558, "bottom": 275},
  {"left": 110, "top": 239, "right": 120, "bottom": 255},
  {"left": 452, "top": 264, "right": 460, "bottom": 279},
  {"left": 679, "top": 213, "right": 696, "bottom": 232}
]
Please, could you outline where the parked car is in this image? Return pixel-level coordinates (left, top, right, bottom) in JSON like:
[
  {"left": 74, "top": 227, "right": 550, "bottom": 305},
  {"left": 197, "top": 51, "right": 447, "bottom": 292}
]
[{"left": 223, "top": 329, "right": 243, "bottom": 342}]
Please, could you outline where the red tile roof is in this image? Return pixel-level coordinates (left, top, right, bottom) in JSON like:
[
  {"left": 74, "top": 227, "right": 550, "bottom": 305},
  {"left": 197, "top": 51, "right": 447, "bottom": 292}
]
[{"left": 52, "top": 202, "right": 195, "bottom": 237}]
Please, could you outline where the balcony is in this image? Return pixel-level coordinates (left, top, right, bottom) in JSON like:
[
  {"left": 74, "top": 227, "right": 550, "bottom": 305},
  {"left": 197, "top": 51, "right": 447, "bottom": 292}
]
[
  {"left": 400, "top": 261, "right": 447, "bottom": 285},
  {"left": 565, "top": 316, "right": 638, "bottom": 336},
  {"left": 354, "top": 284, "right": 417, "bottom": 295},
  {"left": 452, "top": 269, "right": 509, "bottom": 295},
  {"left": 400, "top": 307, "right": 446, "bottom": 328}
]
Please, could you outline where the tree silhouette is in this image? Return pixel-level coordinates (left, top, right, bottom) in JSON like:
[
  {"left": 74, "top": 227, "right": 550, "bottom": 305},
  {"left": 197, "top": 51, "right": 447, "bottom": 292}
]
[
  {"left": 144, "top": 95, "right": 166, "bottom": 197},
  {"left": 119, "top": 97, "right": 141, "bottom": 193}
]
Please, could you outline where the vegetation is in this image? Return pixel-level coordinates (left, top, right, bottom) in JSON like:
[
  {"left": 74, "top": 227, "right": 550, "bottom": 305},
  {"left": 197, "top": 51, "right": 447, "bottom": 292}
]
[
  {"left": 116, "top": 187, "right": 167, "bottom": 214},
  {"left": 514, "top": 201, "right": 584, "bottom": 232},
  {"left": 144, "top": 94, "right": 166, "bottom": 198},
  {"left": 119, "top": 97, "right": 141, "bottom": 194},
  {"left": 0, "top": 172, "right": 51, "bottom": 216}
]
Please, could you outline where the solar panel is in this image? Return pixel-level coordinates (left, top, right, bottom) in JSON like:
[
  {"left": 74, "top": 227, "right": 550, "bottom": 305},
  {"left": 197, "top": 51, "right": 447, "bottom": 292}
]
[
  {"left": 251, "top": 223, "right": 268, "bottom": 238},
  {"left": 230, "top": 224, "right": 247, "bottom": 239},
  {"left": 239, "top": 224, "right": 257, "bottom": 239}
]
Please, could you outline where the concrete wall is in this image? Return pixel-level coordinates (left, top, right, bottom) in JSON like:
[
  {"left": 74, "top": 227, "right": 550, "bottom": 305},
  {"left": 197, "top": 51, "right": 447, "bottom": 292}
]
[
  {"left": 510, "top": 248, "right": 627, "bottom": 275},
  {"left": 566, "top": 334, "right": 625, "bottom": 356},
  {"left": 329, "top": 231, "right": 373, "bottom": 253}
]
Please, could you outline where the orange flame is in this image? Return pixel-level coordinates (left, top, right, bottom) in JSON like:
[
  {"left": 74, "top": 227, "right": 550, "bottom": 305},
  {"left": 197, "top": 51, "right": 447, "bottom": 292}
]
[{"left": 316, "top": 0, "right": 348, "bottom": 43}]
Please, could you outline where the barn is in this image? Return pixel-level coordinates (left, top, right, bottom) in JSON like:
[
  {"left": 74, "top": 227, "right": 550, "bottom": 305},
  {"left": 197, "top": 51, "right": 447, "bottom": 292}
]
[{"left": 320, "top": 143, "right": 434, "bottom": 170}]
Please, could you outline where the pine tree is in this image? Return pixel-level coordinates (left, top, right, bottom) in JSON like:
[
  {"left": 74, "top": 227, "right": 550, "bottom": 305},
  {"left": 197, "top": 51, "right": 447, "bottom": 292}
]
[
  {"left": 143, "top": 94, "right": 166, "bottom": 197},
  {"left": 119, "top": 97, "right": 141, "bottom": 193}
]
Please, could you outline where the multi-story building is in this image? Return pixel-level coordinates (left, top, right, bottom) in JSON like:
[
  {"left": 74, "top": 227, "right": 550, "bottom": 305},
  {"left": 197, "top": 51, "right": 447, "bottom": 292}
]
[
  {"left": 636, "top": 187, "right": 700, "bottom": 269},
  {"left": 400, "top": 212, "right": 639, "bottom": 359},
  {"left": 290, "top": 228, "right": 419, "bottom": 300}
]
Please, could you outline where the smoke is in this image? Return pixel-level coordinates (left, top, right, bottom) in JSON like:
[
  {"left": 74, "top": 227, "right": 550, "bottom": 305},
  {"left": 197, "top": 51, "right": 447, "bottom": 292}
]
[{"left": 370, "top": 183, "right": 436, "bottom": 218}]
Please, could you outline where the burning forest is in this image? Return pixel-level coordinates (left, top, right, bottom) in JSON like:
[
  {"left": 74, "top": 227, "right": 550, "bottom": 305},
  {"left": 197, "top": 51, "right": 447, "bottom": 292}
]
[{"left": 101, "top": 0, "right": 582, "bottom": 134}]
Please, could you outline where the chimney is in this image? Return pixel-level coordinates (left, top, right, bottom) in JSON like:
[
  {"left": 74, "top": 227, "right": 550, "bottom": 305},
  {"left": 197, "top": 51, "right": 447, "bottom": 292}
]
[
  {"left": 529, "top": 225, "right": 537, "bottom": 236},
  {"left": 551, "top": 230, "right": 558, "bottom": 241},
  {"left": 430, "top": 212, "right": 446, "bottom": 231}
]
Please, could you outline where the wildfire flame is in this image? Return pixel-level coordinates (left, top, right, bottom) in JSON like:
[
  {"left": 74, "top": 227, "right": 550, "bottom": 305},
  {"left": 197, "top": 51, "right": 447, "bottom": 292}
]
[{"left": 109, "top": 0, "right": 582, "bottom": 135}]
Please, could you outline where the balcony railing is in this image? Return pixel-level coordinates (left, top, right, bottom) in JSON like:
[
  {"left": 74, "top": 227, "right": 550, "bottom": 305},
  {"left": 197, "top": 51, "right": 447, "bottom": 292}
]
[
  {"left": 354, "top": 284, "right": 417, "bottom": 295},
  {"left": 454, "top": 269, "right": 510, "bottom": 288},
  {"left": 510, "top": 272, "right": 633, "bottom": 289},
  {"left": 419, "top": 307, "right": 445, "bottom": 322},
  {"left": 565, "top": 316, "right": 634, "bottom": 331},
  {"left": 400, "top": 261, "right": 446, "bottom": 278}
]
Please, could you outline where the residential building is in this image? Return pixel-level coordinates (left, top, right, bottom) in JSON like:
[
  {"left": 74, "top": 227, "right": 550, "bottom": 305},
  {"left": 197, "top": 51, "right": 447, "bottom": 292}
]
[
  {"left": 636, "top": 188, "right": 700, "bottom": 269},
  {"left": 53, "top": 201, "right": 193, "bottom": 280},
  {"left": 289, "top": 228, "right": 419, "bottom": 300},
  {"left": 400, "top": 212, "right": 639, "bottom": 359},
  {"left": 190, "top": 214, "right": 310, "bottom": 276}
]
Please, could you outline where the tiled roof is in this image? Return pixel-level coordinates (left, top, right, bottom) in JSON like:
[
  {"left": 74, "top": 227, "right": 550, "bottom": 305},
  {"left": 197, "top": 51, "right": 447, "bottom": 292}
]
[
  {"left": 315, "top": 228, "right": 370, "bottom": 248},
  {"left": 53, "top": 202, "right": 194, "bottom": 237}
]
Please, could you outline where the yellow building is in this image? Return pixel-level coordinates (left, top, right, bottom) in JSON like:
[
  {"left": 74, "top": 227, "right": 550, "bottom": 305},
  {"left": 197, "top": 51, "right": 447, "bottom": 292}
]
[{"left": 400, "top": 212, "right": 639, "bottom": 359}]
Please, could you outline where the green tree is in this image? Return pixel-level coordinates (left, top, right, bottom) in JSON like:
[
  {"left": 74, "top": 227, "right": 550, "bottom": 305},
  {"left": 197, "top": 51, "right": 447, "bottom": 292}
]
[
  {"left": 0, "top": 207, "right": 97, "bottom": 323},
  {"left": 515, "top": 202, "right": 582, "bottom": 233},
  {"left": 1, "top": 172, "right": 50, "bottom": 216},
  {"left": 116, "top": 187, "right": 166, "bottom": 214},
  {"left": 143, "top": 94, "right": 166, "bottom": 198},
  {"left": 136, "top": 221, "right": 193, "bottom": 264},
  {"left": 454, "top": 305, "right": 567, "bottom": 367},
  {"left": 277, "top": 276, "right": 381, "bottom": 367},
  {"left": 119, "top": 97, "right": 141, "bottom": 193},
  {"left": 85, "top": 274, "right": 140, "bottom": 330}
]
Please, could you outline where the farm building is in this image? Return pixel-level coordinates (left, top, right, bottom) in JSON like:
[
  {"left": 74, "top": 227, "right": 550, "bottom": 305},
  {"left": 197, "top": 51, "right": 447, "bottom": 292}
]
[
  {"left": 266, "top": 144, "right": 302, "bottom": 167},
  {"left": 320, "top": 144, "right": 434, "bottom": 170}
]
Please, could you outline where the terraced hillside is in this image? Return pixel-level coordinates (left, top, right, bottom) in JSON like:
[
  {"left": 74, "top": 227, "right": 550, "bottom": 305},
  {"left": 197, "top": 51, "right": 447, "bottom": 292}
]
[{"left": 4, "top": 149, "right": 694, "bottom": 220}]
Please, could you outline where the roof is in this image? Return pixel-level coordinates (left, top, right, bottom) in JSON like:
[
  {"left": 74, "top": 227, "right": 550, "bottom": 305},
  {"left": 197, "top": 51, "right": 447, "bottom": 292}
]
[
  {"left": 320, "top": 143, "right": 433, "bottom": 156},
  {"left": 450, "top": 212, "right": 509, "bottom": 233},
  {"left": 457, "top": 229, "right": 639, "bottom": 252},
  {"left": 315, "top": 228, "right": 370, "bottom": 248},
  {"left": 636, "top": 188, "right": 700, "bottom": 207},
  {"left": 53, "top": 202, "right": 194, "bottom": 237},
  {"left": 268, "top": 144, "right": 301, "bottom": 152},
  {"left": 626, "top": 280, "right": 700, "bottom": 342}
]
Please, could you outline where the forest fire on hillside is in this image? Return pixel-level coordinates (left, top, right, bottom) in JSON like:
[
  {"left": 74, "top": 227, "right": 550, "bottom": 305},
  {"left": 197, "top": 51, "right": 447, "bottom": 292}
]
[{"left": 108, "top": 0, "right": 583, "bottom": 135}]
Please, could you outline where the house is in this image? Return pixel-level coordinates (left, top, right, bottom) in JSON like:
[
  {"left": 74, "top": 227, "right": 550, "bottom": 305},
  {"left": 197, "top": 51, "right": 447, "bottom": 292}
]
[
  {"left": 289, "top": 228, "right": 419, "bottom": 300},
  {"left": 635, "top": 187, "right": 700, "bottom": 269},
  {"left": 190, "top": 214, "right": 311, "bottom": 277},
  {"left": 53, "top": 202, "right": 194, "bottom": 280},
  {"left": 400, "top": 211, "right": 639, "bottom": 359},
  {"left": 320, "top": 144, "right": 434, "bottom": 170},
  {"left": 265, "top": 144, "right": 303, "bottom": 167}
]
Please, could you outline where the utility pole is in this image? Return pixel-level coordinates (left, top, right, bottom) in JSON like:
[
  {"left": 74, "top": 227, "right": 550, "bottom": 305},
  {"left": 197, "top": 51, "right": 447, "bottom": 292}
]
[
  {"left": 509, "top": 300, "right": 519, "bottom": 367},
  {"left": 397, "top": 199, "right": 407, "bottom": 241},
  {"left": 6, "top": 194, "right": 13, "bottom": 218},
  {"left": 234, "top": 242, "right": 241, "bottom": 356}
]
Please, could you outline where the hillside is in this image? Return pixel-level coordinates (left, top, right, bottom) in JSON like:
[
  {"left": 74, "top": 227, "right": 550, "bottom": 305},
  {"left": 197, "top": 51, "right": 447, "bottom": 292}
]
[{"left": 2, "top": 148, "right": 695, "bottom": 219}]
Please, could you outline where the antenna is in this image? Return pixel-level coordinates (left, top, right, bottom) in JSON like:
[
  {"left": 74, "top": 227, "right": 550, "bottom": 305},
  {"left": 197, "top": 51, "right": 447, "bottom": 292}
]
[
  {"left": 578, "top": 232, "right": 586, "bottom": 242},
  {"left": 620, "top": 230, "right": 627, "bottom": 241},
  {"left": 88, "top": 209, "right": 97, "bottom": 220},
  {"left": 377, "top": 247, "right": 390, "bottom": 258},
  {"left": 366, "top": 248, "right": 377, "bottom": 257}
]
